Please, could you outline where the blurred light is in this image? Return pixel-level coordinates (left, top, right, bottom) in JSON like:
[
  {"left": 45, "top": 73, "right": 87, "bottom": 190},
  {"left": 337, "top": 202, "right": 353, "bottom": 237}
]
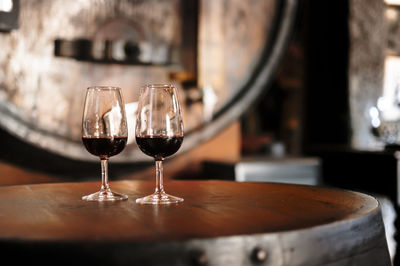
[
  {"left": 371, "top": 117, "right": 381, "bottom": 128},
  {"left": 203, "top": 84, "right": 217, "bottom": 122},
  {"left": 0, "top": 0, "right": 12, "bottom": 12},
  {"left": 386, "top": 8, "right": 398, "bottom": 21},
  {"left": 125, "top": 102, "right": 138, "bottom": 145},
  {"left": 369, "top": 106, "right": 379, "bottom": 119},
  {"left": 386, "top": 0, "right": 400, "bottom": 6},
  {"left": 377, "top": 97, "right": 387, "bottom": 111},
  {"left": 382, "top": 56, "right": 400, "bottom": 121}
]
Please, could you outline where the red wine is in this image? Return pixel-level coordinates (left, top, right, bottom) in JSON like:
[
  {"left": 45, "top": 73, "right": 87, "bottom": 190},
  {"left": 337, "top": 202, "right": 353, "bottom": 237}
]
[
  {"left": 82, "top": 136, "right": 127, "bottom": 158},
  {"left": 136, "top": 135, "right": 183, "bottom": 160}
]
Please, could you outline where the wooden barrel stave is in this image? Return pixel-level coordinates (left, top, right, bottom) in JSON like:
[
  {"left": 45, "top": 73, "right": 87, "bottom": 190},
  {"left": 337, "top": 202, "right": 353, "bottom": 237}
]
[{"left": 0, "top": 181, "right": 391, "bottom": 266}]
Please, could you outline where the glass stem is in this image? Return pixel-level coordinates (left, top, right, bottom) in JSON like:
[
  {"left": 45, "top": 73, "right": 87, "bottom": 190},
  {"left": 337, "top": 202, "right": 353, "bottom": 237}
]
[
  {"left": 101, "top": 158, "right": 110, "bottom": 191},
  {"left": 155, "top": 160, "right": 165, "bottom": 194}
]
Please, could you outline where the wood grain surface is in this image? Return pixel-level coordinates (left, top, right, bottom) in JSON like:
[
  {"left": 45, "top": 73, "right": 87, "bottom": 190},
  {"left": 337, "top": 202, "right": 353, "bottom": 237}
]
[{"left": 0, "top": 180, "right": 378, "bottom": 242}]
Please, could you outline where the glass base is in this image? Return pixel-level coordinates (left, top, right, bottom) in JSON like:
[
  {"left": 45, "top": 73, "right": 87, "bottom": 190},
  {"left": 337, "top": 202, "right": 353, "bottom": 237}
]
[
  {"left": 82, "top": 190, "right": 128, "bottom": 202},
  {"left": 136, "top": 192, "right": 184, "bottom": 204}
]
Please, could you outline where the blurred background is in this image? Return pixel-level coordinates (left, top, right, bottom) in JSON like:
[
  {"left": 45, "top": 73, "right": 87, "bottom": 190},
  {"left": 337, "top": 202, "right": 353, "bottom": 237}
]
[{"left": 1, "top": 0, "right": 400, "bottom": 263}]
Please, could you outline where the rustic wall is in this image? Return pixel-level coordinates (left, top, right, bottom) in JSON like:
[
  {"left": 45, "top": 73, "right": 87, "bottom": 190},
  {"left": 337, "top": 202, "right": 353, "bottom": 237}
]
[{"left": 348, "top": 0, "right": 387, "bottom": 149}]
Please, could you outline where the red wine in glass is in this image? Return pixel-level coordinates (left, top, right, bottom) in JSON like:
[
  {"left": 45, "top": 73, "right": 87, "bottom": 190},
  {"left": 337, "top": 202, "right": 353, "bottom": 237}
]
[
  {"left": 135, "top": 84, "right": 184, "bottom": 204},
  {"left": 136, "top": 135, "right": 183, "bottom": 161},
  {"left": 81, "top": 86, "right": 128, "bottom": 201},
  {"left": 82, "top": 136, "right": 127, "bottom": 159}
]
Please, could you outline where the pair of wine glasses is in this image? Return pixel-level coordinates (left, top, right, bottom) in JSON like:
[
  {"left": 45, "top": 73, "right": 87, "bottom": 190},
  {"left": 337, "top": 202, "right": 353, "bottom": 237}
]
[{"left": 82, "top": 84, "right": 184, "bottom": 204}]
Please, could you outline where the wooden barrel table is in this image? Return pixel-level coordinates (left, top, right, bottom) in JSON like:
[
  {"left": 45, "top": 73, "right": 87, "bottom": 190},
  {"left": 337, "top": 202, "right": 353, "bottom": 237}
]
[{"left": 0, "top": 180, "right": 391, "bottom": 266}]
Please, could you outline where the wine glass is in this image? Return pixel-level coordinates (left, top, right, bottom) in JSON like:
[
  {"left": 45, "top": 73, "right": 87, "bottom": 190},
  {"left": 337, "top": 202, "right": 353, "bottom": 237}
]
[
  {"left": 135, "top": 84, "right": 184, "bottom": 204},
  {"left": 82, "top": 86, "right": 128, "bottom": 201}
]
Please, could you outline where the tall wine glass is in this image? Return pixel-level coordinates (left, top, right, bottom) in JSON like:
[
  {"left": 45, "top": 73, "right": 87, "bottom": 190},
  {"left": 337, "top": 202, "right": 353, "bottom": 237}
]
[
  {"left": 82, "top": 86, "right": 128, "bottom": 201},
  {"left": 135, "top": 84, "right": 184, "bottom": 204}
]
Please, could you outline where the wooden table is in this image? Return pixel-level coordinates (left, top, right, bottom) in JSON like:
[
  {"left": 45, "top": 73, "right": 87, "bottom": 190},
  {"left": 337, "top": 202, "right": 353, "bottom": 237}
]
[{"left": 0, "top": 180, "right": 391, "bottom": 266}]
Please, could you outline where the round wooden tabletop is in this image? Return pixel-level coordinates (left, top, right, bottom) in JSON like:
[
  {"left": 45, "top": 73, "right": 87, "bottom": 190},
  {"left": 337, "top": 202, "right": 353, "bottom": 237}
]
[{"left": 0, "top": 180, "right": 390, "bottom": 266}]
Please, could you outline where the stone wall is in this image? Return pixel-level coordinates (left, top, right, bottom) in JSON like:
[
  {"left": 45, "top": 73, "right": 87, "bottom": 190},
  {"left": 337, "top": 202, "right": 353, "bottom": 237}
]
[{"left": 348, "top": 0, "right": 387, "bottom": 149}]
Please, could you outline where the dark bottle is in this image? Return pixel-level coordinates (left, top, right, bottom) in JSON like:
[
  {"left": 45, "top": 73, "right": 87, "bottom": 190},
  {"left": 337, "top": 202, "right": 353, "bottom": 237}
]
[
  {"left": 82, "top": 136, "right": 127, "bottom": 159},
  {"left": 136, "top": 135, "right": 183, "bottom": 160}
]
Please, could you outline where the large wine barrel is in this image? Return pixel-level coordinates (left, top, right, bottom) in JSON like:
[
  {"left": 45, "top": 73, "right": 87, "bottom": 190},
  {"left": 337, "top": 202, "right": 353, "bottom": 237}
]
[
  {"left": 0, "top": 0, "right": 298, "bottom": 175},
  {"left": 0, "top": 180, "right": 391, "bottom": 266}
]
